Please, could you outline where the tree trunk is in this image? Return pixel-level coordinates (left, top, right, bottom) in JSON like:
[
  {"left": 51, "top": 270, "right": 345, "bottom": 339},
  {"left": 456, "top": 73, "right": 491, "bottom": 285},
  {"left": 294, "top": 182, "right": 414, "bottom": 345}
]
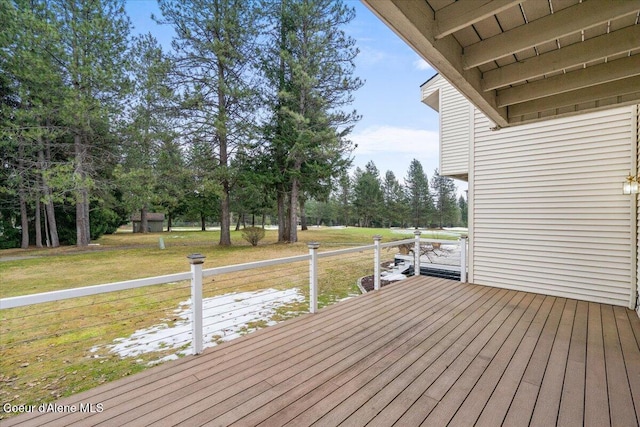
[
  {"left": 140, "top": 206, "right": 148, "bottom": 233},
  {"left": 167, "top": 212, "right": 172, "bottom": 232},
  {"left": 299, "top": 198, "right": 307, "bottom": 231},
  {"left": 219, "top": 183, "right": 231, "bottom": 245},
  {"left": 200, "top": 213, "right": 206, "bottom": 231},
  {"left": 277, "top": 190, "right": 288, "bottom": 242},
  {"left": 35, "top": 195, "right": 43, "bottom": 248},
  {"left": 19, "top": 189, "right": 29, "bottom": 249},
  {"left": 18, "top": 143, "right": 29, "bottom": 249},
  {"left": 43, "top": 202, "right": 50, "bottom": 247},
  {"left": 235, "top": 213, "right": 241, "bottom": 231},
  {"left": 40, "top": 147, "right": 59, "bottom": 247},
  {"left": 289, "top": 174, "right": 299, "bottom": 243},
  {"left": 74, "top": 134, "right": 90, "bottom": 246},
  {"left": 217, "top": 57, "right": 232, "bottom": 246}
]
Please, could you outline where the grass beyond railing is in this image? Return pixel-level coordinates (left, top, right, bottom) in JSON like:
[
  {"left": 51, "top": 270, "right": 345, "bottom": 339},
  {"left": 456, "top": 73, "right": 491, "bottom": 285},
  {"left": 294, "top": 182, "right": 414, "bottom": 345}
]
[{"left": 0, "top": 232, "right": 466, "bottom": 418}]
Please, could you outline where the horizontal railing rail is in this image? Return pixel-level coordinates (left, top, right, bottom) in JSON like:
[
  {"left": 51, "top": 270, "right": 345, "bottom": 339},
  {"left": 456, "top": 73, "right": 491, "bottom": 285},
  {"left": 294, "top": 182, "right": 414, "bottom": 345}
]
[
  {"left": 0, "top": 271, "right": 193, "bottom": 309},
  {"left": 0, "top": 232, "right": 468, "bottom": 355}
]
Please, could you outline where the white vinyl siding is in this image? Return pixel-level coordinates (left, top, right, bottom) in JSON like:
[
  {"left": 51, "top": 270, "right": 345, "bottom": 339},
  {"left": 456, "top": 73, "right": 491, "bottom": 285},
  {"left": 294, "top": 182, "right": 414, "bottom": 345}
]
[
  {"left": 440, "top": 84, "right": 470, "bottom": 178},
  {"left": 472, "top": 106, "right": 634, "bottom": 306},
  {"left": 636, "top": 105, "right": 640, "bottom": 314},
  {"left": 422, "top": 75, "right": 469, "bottom": 179}
]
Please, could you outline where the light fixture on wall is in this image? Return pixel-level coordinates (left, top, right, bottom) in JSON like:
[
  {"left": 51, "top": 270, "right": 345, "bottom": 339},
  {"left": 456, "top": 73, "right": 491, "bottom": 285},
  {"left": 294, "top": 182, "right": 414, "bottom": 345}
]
[{"left": 623, "top": 172, "right": 639, "bottom": 194}]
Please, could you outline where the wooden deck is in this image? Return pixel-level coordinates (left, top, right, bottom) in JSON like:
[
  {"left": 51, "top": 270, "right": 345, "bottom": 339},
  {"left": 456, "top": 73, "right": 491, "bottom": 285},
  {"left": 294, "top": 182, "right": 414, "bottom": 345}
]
[{"left": 5, "top": 277, "right": 640, "bottom": 426}]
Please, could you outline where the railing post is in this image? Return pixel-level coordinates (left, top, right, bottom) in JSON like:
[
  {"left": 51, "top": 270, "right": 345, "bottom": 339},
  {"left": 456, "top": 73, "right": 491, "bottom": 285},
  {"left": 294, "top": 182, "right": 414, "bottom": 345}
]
[
  {"left": 187, "top": 253, "right": 205, "bottom": 355},
  {"left": 308, "top": 242, "right": 320, "bottom": 314},
  {"left": 373, "top": 235, "right": 382, "bottom": 290},
  {"left": 460, "top": 235, "right": 467, "bottom": 283},
  {"left": 413, "top": 230, "right": 422, "bottom": 277}
]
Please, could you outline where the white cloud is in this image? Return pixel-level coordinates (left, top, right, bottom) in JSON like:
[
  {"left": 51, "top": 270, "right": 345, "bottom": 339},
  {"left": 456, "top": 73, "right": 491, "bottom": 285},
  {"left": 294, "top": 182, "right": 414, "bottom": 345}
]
[
  {"left": 413, "top": 57, "right": 433, "bottom": 71},
  {"left": 351, "top": 125, "right": 439, "bottom": 156},
  {"left": 357, "top": 45, "right": 387, "bottom": 67}
]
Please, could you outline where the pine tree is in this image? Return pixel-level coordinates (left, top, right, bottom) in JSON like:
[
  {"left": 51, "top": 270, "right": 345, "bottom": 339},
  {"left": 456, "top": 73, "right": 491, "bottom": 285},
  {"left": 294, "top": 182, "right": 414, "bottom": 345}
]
[
  {"left": 262, "top": 0, "right": 362, "bottom": 242},
  {"left": 353, "top": 161, "right": 383, "bottom": 227},
  {"left": 404, "top": 159, "right": 433, "bottom": 228},
  {"left": 158, "top": 0, "right": 262, "bottom": 246},
  {"left": 431, "top": 169, "right": 458, "bottom": 228},
  {"left": 50, "top": 0, "right": 132, "bottom": 246},
  {"left": 382, "top": 170, "right": 407, "bottom": 228},
  {"left": 117, "top": 34, "right": 176, "bottom": 233},
  {"left": 1, "top": 0, "right": 65, "bottom": 248},
  {"left": 458, "top": 194, "right": 468, "bottom": 227}
]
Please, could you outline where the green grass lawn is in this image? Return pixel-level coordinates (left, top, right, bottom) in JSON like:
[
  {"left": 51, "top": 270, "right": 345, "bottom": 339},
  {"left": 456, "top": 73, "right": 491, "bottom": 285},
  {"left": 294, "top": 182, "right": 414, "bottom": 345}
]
[{"left": 0, "top": 226, "right": 459, "bottom": 418}]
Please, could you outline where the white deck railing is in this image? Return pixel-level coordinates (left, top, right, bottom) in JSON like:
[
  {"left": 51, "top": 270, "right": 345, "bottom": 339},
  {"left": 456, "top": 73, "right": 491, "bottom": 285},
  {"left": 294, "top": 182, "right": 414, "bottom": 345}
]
[{"left": 0, "top": 232, "right": 468, "bottom": 356}]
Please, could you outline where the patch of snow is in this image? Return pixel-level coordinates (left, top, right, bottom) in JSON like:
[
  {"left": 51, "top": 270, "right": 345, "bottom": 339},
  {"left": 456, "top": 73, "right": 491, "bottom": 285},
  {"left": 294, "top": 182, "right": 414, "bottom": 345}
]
[
  {"left": 90, "top": 288, "right": 304, "bottom": 361},
  {"left": 381, "top": 272, "right": 408, "bottom": 281}
]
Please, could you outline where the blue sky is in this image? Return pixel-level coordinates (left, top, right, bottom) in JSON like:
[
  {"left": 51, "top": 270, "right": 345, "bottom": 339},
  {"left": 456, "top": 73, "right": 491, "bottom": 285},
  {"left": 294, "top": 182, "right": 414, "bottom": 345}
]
[{"left": 125, "top": 0, "right": 449, "bottom": 187}]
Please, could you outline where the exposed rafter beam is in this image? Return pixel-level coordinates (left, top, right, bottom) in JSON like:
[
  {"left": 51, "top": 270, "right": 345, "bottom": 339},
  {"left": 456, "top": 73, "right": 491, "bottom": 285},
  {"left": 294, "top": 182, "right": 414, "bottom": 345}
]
[
  {"left": 362, "top": 0, "right": 509, "bottom": 127},
  {"left": 482, "top": 25, "right": 640, "bottom": 91},
  {"left": 497, "top": 55, "right": 640, "bottom": 107},
  {"left": 507, "top": 75, "right": 640, "bottom": 118},
  {"left": 434, "top": 0, "right": 524, "bottom": 40},
  {"left": 463, "top": 0, "right": 640, "bottom": 70}
]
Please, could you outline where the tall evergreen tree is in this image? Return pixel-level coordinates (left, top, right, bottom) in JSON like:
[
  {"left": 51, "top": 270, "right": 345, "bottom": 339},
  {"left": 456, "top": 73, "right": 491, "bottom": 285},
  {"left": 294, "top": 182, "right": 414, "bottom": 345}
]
[
  {"left": 158, "top": 0, "right": 262, "bottom": 246},
  {"left": 334, "top": 170, "right": 352, "bottom": 226},
  {"left": 262, "top": 0, "right": 362, "bottom": 242},
  {"left": 50, "top": 0, "right": 132, "bottom": 246},
  {"left": 184, "top": 139, "right": 221, "bottom": 231},
  {"left": 458, "top": 194, "right": 468, "bottom": 227},
  {"left": 431, "top": 168, "right": 458, "bottom": 228},
  {"left": 405, "top": 158, "right": 433, "bottom": 228},
  {"left": 1, "top": 0, "right": 65, "bottom": 248},
  {"left": 382, "top": 170, "right": 407, "bottom": 228},
  {"left": 116, "top": 34, "right": 176, "bottom": 233},
  {"left": 353, "top": 161, "right": 383, "bottom": 227}
]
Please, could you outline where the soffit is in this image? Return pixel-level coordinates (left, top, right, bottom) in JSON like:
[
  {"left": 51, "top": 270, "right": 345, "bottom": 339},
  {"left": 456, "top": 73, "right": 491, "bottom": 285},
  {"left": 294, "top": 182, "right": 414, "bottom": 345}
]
[{"left": 362, "top": 0, "right": 640, "bottom": 127}]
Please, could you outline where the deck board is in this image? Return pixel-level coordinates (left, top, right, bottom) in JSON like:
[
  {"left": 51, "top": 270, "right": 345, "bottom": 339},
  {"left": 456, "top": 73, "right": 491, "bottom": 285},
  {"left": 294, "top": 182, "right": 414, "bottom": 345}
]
[{"left": 4, "top": 277, "right": 640, "bottom": 427}]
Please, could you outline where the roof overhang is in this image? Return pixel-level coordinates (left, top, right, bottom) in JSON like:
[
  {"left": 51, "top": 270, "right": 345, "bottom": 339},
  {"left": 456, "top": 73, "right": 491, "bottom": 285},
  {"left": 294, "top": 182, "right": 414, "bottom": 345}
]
[{"left": 362, "top": 0, "right": 640, "bottom": 128}]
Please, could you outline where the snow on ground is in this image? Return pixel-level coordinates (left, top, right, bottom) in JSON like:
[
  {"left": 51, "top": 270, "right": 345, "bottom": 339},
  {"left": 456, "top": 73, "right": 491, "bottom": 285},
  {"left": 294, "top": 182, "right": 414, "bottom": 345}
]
[
  {"left": 91, "top": 288, "right": 305, "bottom": 363},
  {"left": 390, "top": 227, "right": 467, "bottom": 237}
]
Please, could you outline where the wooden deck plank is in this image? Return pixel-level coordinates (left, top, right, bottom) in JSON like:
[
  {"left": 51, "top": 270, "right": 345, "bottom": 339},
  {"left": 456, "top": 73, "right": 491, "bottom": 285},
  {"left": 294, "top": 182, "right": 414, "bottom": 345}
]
[
  {"left": 201, "top": 282, "right": 484, "bottom": 426},
  {"left": 445, "top": 294, "right": 548, "bottom": 426},
  {"left": 135, "top": 280, "right": 455, "bottom": 426},
  {"left": 6, "top": 279, "right": 429, "bottom": 426},
  {"left": 308, "top": 287, "right": 502, "bottom": 427},
  {"left": 7, "top": 279, "right": 436, "bottom": 427},
  {"left": 252, "top": 287, "right": 504, "bottom": 427},
  {"left": 557, "top": 300, "right": 589, "bottom": 427},
  {"left": 584, "top": 302, "right": 610, "bottom": 427},
  {"left": 602, "top": 305, "right": 639, "bottom": 427},
  {"left": 418, "top": 292, "right": 537, "bottom": 426},
  {"left": 4, "top": 277, "right": 640, "bottom": 427},
  {"left": 348, "top": 288, "right": 510, "bottom": 426},
  {"left": 628, "top": 307, "right": 640, "bottom": 345},
  {"left": 474, "top": 296, "right": 561, "bottom": 427},
  {"left": 615, "top": 306, "right": 640, "bottom": 419},
  {"left": 356, "top": 289, "right": 514, "bottom": 427},
  {"left": 526, "top": 299, "right": 576, "bottom": 427},
  {"left": 392, "top": 290, "right": 528, "bottom": 425}
]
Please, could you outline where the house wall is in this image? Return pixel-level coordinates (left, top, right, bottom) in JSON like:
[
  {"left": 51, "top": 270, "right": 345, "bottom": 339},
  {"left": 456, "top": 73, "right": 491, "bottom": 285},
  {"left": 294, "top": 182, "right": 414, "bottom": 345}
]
[
  {"left": 439, "top": 84, "right": 470, "bottom": 179},
  {"left": 421, "top": 76, "right": 469, "bottom": 179},
  {"left": 471, "top": 106, "right": 636, "bottom": 307},
  {"left": 636, "top": 105, "right": 640, "bottom": 315},
  {"left": 132, "top": 221, "right": 164, "bottom": 233}
]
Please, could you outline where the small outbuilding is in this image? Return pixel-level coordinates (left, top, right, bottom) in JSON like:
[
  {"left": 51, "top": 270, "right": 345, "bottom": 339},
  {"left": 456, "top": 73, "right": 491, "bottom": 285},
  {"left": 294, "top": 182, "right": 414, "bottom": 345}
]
[{"left": 131, "top": 212, "right": 165, "bottom": 233}]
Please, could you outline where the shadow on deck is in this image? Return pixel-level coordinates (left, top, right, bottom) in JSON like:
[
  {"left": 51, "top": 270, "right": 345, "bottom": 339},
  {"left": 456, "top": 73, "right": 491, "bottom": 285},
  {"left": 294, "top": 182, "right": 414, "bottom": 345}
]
[{"left": 5, "top": 276, "right": 640, "bottom": 426}]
